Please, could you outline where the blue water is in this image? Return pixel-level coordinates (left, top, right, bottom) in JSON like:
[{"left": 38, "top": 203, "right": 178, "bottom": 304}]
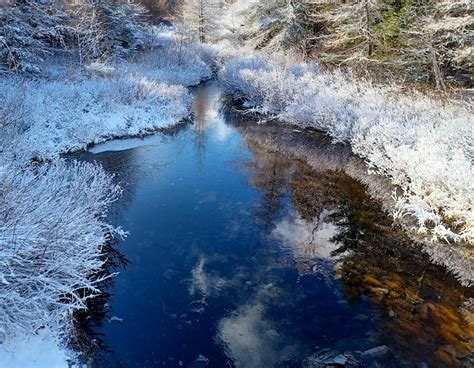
[{"left": 77, "top": 83, "right": 473, "bottom": 368}]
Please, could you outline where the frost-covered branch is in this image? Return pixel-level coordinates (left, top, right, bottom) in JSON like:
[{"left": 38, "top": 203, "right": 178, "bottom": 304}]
[{"left": 0, "top": 157, "right": 124, "bottom": 343}]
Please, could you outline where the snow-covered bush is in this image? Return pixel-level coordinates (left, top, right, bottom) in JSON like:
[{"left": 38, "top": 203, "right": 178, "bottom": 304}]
[
  {"left": 1, "top": 29, "right": 219, "bottom": 159},
  {"left": 0, "top": 25, "right": 215, "bottom": 159},
  {"left": 0, "top": 71, "right": 193, "bottom": 158},
  {"left": 99, "top": 1, "right": 152, "bottom": 57},
  {"left": 0, "top": 157, "right": 123, "bottom": 344},
  {"left": 219, "top": 55, "right": 474, "bottom": 283},
  {"left": 123, "top": 34, "right": 213, "bottom": 86},
  {"left": 230, "top": 0, "right": 312, "bottom": 53},
  {"left": 0, "top": 0, "right": 156, "bottom": 73},
  {"left": 0, "top": 0, "right": 71, "bottom": 73}
]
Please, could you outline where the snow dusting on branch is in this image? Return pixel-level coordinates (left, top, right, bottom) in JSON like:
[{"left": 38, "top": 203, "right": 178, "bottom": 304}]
[{"left": 0, "top": 158, "right": 124, "bottom": 347}]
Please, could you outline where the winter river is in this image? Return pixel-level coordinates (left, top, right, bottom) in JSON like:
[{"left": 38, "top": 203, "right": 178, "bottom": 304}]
[{"left": 75, "top": 83, "right": 473, "bottom": 367}]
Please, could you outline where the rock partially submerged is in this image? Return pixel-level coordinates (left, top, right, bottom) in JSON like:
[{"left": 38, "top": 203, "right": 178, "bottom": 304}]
[
  {"left": 303, "top": 350, "right": 361, "bottom": 367},
  {"left": 332, "top": 354, "right": 348, "bottom": 365},
  {"left": 361, "top": 345, "right": 389, "bottom": 359},
  {"left": 188, "top": 354, "right": 209, "bottom": 368}
]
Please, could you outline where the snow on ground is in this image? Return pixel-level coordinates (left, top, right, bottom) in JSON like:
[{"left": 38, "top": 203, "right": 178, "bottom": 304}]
[
  {"left": 0, "top": 328, "right": 69, "bottom": 368},
  {"left": 219, "top": 54, "right": 474, "bottom": 284},
  {"left": 1, "top": 75, "right": 193, "bottom": 159},
  {"left": 0, "top": 31, "right": 212, "bottom": 159}
]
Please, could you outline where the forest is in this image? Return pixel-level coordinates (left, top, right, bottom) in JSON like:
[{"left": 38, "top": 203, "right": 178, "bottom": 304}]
[{"left": 0, "top": 0, "right": 472, "bottom": 367}]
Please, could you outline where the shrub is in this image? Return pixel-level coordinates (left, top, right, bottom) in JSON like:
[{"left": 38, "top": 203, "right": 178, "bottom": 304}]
[{"left": 0, "top": 158, "right": 123, "bottom": 342}]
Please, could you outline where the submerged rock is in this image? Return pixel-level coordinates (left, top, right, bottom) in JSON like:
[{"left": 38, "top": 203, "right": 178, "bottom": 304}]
[
  {"left": 304, "top": 350, "right": 361, "bottom": 367},
  {"left": 332, "top": 354, "right": 348, "bottom": 365},
  {"left": 188, "top": 354, "right": 209, "bottom": 368},
  {"left": 361, "top": 345, "right": 389, "bottom": 359}
]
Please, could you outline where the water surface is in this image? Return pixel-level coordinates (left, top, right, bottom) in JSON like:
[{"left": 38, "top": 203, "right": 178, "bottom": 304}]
[{"left": 76, "top": 83, "right": 473, "bottom": 368}]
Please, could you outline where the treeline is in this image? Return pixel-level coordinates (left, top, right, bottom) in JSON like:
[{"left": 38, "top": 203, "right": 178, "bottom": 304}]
[
  {"left": 221, "top": 0, "right": 473, "bottom": 90},
  {"left": 0, "top": 0, "right": 163, "bottom": 72},
  {"left": 2, "top": 0, "right": 471, "bottom": 89},
  {"left": 139, "top": 0, "right": 177, "bottom": 18}
]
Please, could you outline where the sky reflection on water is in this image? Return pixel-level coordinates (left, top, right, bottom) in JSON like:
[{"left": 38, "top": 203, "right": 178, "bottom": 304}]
[{"left": 76, "top": 83, "right": 473, "bottom": 368}]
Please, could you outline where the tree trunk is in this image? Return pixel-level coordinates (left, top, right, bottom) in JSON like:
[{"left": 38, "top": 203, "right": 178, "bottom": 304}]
[
  {"left": 365, "top": 1, "right": 372, "bottom": 57},
  {"left": 428, "top": 41, "right": 445, "bottom": 91},
  {"left": 199, "top": 0, "right": 205, "bottom": 43}
]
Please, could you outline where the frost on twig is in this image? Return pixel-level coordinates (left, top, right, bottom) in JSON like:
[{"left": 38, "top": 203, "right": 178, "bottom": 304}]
[{"left": 0, "top": 158, "right": 124, "bottom": 343}]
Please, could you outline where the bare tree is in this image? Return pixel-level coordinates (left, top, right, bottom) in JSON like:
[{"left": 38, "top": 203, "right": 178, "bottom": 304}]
[{"left": 178, "top": 0, "right": 222, "bottom": 43}]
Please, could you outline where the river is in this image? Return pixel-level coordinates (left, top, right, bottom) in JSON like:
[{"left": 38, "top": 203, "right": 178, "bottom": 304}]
[{"left": 74, "top": 82, "right": 473, "bottom": 368}]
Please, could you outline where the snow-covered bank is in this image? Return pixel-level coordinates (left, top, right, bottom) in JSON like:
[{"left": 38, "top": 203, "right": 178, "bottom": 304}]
[
  {"left": 0, "top": 328, "right": 69, "bottom": 368},
  {"left": 0, "top": 29, "right": 213, "bottom": 364},
  {"left": 1, "top": 72, "right": 192, "bottom": 159},
  {"left": 0, "top": 158, "right": 123, "bottom": 364},
  {"left": 0, "top": 34, "right": 212, "bottom": 159},
  {"left": 219, "top": 55, "right": 473, "bottom": 284}
]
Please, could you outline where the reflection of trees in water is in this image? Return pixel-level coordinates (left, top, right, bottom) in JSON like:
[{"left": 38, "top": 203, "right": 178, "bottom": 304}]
[
  {"left": 243, "top": 137, "right": 292, "bottom": 230},
  {"left": 330, "top": 195, "right": 474, "bottom": 368},
  {"left": 191, "top": 82, "right": 223, "bottom": 167},
  {"left": 238, "top": 122, "right": 473, "bottom": 367},
  {"left": 69, "top": 147, "right": 161, "bottom": 364},
  {"left": 64, "top": 151, "right": 138, "bottom": 362},
  {"left": 225, "top": 100, "right": 472, "bottom": 285},
  {"left": 291, "top": 162, "right": 352, "bottom": 222},
  {"left": 282, "top": 141, "right": 473, "bottom": 367},
  {"left": 191, "top": 93, "right": 208, "bottom": 166},
  {"left": 71, "top": 149, "right": 140, "bottom": 225}
]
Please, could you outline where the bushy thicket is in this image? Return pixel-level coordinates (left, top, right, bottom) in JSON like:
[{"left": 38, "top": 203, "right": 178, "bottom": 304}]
[
  {"left": 222, "top": 0, "right": 312, "bottom": 54},
  {"left": 99, "top": 1, "right": 151, "bottom": 57},
  {"left": 124, "top": 32, "right": 213, "bottom": 86},
  {"left": 0, "top": 0, "right": 71, "bottom": 73},
  {"left": 0, "top": 158, "right": 123, "bottom": 343},
  {"left": 0, "top": 71, "right": 192, "bottom": 158},
  {"left": 219, "top": 55, "right": 474, "bottom": 283},
  {"left": 0, "top": 0, "right": 153, "bottom": 73}
]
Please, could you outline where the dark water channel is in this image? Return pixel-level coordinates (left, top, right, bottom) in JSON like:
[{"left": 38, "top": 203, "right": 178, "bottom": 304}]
[{"left": 76, "top": 83, "right": 473, "bottom": 368}]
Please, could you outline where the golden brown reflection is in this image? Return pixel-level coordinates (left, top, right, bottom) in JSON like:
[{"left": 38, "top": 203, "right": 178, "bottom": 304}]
[{"left": 241, "top": 125, "right": 474, "bottom": 367}]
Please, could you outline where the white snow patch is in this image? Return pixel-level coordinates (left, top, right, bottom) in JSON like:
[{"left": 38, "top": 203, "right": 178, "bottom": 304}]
[
  {"left": 89, "top": 134, "right": 165, "bottom": 153},
  {"left": 0, "top": 329, "right": 69, "bottom": 368}
]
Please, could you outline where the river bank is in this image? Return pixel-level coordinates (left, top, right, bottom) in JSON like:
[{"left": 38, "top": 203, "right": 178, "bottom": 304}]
[
  {"left": 218, "top": 53, "right": 474, "bottom": 286},
  {"left": 0, "top": 19, "right": 472, "bottom": 365},
  {"left": 0, "top": 31, "right": 214, "bottom": 366}
]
